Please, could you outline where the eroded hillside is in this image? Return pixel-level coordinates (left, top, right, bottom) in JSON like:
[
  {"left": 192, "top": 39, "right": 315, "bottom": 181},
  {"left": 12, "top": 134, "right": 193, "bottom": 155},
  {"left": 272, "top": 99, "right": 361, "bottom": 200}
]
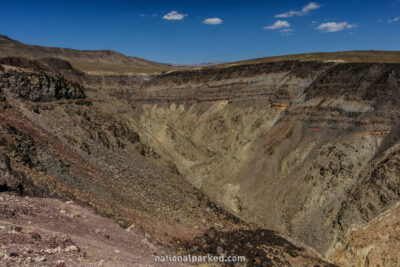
[
  {"left": 1, "top": 54, "right": 399, "bottom": 266},
  {"left": 0, "top": 35, "right": 174, "bottom": 74},
  {"left": 0, "top": 58, "right": 337, "bottom": 266},
  {"left": 107, "top": 60, "right": 400, "bottom": 263}
]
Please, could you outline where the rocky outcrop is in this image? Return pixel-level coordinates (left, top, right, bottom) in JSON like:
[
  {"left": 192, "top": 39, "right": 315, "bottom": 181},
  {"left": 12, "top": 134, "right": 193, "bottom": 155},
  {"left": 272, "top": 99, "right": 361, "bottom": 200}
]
[
  {"left": 0, "top": 154, "right": 24, "bottom": 194},
  {"left": 127, "top": 61, "right": 331, "bottom": 104},
  {"left": 120, "top": 60, "right": 400, "bottom": 260},
  {"left": 328, "top": 202, "right": 400, "bottom": 266},
  {"left": 1, "top": 54, "right": 398, "bottom": 266},
  {"left": 0, "top": 69, "right": 85, "bottom": 102},
  {"left": 177, "top": 227, "right": 337, "bottom": 266},
  {"left": 0, "top": 154, "right": 39, "bottom": 196}
]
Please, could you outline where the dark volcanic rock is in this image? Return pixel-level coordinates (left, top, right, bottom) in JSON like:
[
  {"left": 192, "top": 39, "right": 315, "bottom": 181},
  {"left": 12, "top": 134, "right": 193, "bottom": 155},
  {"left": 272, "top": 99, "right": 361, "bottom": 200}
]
[
  {"left": 0, "top": 70, "right": 85, "bottom": 102},
  {"left": 0, "top": 57, "right": 44, "bottom": 71},
  {"left": 0, "top": 153, "right": 38, "bottom": 195},
  {"left": 0, "top": 58, "right": 85, "bottom": 102},
  {"left": 176, "top": 228, "right": 337, "bottom": 267},
  {"left": 2, "top": 54, "right": 398, "bottom": 266}
]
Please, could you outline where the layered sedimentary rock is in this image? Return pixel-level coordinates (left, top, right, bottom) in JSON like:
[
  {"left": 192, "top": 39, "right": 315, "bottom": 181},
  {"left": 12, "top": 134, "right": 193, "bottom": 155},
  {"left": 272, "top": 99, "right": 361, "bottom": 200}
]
[
  {"left": 1, "top": 56, "right": 398, "bottom": 265},
  {"left": 0, "top": 58, "right": 338, "bottom": 266},
  {"left": 116, "top": 61, "right": 400, "bottom": 259}
]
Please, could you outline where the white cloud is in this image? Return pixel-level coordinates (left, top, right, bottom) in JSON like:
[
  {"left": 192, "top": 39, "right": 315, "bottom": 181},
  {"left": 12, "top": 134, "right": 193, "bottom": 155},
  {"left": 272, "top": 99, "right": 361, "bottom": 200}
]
[
  {"left": 316, "top": 22, "right": 357, "bottom": 32},
  {"left": 302, "top": 2, "right": 320, "bottom": 13},
  {"left": 276, "top": 2, "right": 320, "bottom": 18},
  {"left": 264, "top": 20, "right": 290, "bottom": 30},
  {"left": 388, "top": 16, "right": 400, "bottom": 23},
  {"left": 279, "top": 29, "right": 293, "bottom": 32},
  {"left": 203, "top": 17, "right": 223, "bottom": 25},
  {"left": 139, "top": 14, "right": 146, "bottom": 17},
  {"left": 279, "top": 28, "right": 293, "bottom": 36},
  {"left": 163, "top": 11, "right": 187, "bottom": 21}
]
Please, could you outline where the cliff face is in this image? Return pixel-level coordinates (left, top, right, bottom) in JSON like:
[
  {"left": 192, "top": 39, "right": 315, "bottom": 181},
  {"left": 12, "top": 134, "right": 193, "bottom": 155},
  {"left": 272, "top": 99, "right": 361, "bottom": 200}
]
[
  {"left": 115, "top": 61, "right": 400, "bottom": 258},
  {"left": 0, "top": 56, "right": 398, "bottom": 265},
  {"left": 0, "top": 58, "right": 337, "bottom": 266}
]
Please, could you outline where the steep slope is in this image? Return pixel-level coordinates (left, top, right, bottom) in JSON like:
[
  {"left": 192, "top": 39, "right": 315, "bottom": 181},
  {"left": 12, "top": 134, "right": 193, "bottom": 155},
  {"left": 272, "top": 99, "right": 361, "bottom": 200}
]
[
  {"left": 0, "top": 58, "right": 334, "bottom": 266},
  {"left": 1, "top": 51, "right": 399, "bottom": 265},
  {"left": 328, "top": 201, "right": 400, "bottom": 266},
  {"left": 0, "top": 193, "right": 179, "bottom": 266},
  {"left": 0, "top": 35, "right": 173, "bottom": 74},
  {"left": 109, "top": 61, "right": 400, "bottom": 264}
]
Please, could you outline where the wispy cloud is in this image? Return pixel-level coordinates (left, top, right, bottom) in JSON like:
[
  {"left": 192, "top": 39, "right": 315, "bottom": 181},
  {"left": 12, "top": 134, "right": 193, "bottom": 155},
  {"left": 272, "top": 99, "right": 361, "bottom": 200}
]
[
  {"left": 279, "top": 28, "right": 293, "bottom": 36},
  {"left": 388, "top": 16, "right": 400, "bottom": 23},
  {"left": 139, "top": 14, "right": 146, "bottom": 17},
  {"left": 276, "top": 2, "right": 320, "bottom": 18},
  {"left": 316, "top": 22, "right": 357, "bottom": 32},
  {"left": 264, "top": 20, "right": 290, "bottom": 30},
  {"left": 163, "top": 11, "right": 187, "bottom": 21},
  {"left": 203, "top": 17, "right": 223, "bottom": 25},
  {"left": 279, "top": 28, "right": 293, "bottom": 32}
]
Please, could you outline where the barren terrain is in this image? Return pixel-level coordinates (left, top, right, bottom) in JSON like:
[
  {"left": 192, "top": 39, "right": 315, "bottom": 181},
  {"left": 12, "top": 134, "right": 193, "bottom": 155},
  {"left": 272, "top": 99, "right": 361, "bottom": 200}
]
[
  {"left": 0, "top": 193, "right": 179, "bottom": 267},
  {"left": 0, "top": 37, "right": 399, "bottom": 266},
  {"left": 0, "top": 35, "right": 173, "bottom": 74}
]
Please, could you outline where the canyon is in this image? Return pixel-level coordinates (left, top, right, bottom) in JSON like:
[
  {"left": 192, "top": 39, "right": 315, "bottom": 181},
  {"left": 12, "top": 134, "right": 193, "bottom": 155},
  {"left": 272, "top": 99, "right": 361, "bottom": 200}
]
[
  {"left": 0, "top": 36, "right": 399, "bottom": 266},
  {"left": 119, "top": 60, "right": 400, "bottom": 261}
]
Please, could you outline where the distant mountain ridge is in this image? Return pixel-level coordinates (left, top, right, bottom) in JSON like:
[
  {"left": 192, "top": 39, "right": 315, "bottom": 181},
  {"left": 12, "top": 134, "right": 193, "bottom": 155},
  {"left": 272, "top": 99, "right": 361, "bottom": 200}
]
[
  {"left": 213, "top": 50, "right": 400, "bottom": 69},
  {"left": 2, "top": 35, "right": 400, "bottom": 75},
  {"left": 1, "top": 34, "right": 399, "bottom": 266},
  {"left": 173, "top": 61, "right": 228, "bottom": 67},
  {"left": 0, "top": 35, "right": 174, "bottom": 74}
]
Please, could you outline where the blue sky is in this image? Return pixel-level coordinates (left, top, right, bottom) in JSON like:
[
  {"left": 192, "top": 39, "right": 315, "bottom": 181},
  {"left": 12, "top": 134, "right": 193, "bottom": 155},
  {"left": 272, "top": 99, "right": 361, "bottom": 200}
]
[{"left": 0, "top": 0, "right": 399, "bottom": 64}]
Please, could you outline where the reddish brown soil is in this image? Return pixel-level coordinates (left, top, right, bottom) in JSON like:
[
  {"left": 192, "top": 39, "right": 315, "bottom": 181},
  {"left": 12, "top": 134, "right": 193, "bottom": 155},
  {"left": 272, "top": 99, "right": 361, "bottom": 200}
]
[{"left": 0, "top": 193, "right": 179, "bottom": 266}]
